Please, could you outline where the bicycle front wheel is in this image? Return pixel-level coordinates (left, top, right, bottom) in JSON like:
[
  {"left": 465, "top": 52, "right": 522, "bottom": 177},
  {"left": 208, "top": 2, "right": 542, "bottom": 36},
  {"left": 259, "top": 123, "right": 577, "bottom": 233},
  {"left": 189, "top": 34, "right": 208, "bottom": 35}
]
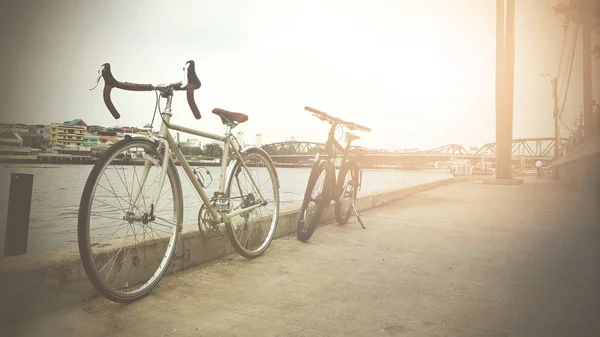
[
  {"left": 225, "top": 146, "right": 280, "bottom": 259},
  {"left": 297, "top": 160, "right": 333, "bottom": 242},
  {"left": 78, "top": 137, "right": 183, "bottom": 303}
]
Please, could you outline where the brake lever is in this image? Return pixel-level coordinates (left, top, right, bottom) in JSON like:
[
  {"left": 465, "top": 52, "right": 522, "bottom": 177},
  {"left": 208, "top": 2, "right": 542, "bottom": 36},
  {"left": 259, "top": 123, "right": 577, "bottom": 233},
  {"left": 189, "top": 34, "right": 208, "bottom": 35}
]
[
  {"left": 181, "top": 62, "right": 190, "bottom": 88},
  {"left": 89, "top": 66, "right": 105, "bottom": 91},
  {"left": 313, "top": 113, "right": 327, "bottom": 121}
]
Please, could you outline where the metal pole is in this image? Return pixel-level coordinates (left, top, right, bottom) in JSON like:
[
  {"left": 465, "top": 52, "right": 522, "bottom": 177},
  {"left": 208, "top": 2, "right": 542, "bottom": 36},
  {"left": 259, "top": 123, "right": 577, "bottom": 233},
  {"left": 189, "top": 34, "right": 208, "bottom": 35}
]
[
  {"left": 552, "top": 77, "right": 560, "bottom": 160},
  {"left": 3, "top": 173, "right": 34, "bottom": 257},
  {"left": 581, "top": 0, "right": 593, "bottom": 140}
]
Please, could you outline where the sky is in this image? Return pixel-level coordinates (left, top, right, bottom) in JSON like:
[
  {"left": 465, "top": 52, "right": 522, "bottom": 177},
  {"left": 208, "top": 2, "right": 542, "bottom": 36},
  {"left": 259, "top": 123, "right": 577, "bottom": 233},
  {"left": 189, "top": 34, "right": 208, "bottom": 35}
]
[{"left": 0, "top": 0, "right": 598, "bottom": 150}]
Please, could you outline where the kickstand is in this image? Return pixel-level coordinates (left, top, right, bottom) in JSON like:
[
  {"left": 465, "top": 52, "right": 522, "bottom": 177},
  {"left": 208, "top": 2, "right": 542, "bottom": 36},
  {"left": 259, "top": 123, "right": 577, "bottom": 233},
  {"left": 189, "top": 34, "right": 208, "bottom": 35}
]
[{"left": 351, "top": 200, "right": 366, "bottom": 229}]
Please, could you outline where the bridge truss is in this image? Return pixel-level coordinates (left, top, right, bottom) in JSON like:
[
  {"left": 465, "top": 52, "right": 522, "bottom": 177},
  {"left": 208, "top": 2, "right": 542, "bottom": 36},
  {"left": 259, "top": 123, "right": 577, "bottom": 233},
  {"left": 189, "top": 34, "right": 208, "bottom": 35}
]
[
  {"left": 262, "top": 141, "right": 372, "bottom": 156},
  {"left": 425, "top": 144, "right": 469, "bottom": 156},
  {"left": 473, "top": 137, "right": 568, "bottom": 158},
  {"left": 262, "top": 141, "right": 323, "bottom": 156},
  {"left": 262, "top": 138, "right": 567, "bottom": 161}
]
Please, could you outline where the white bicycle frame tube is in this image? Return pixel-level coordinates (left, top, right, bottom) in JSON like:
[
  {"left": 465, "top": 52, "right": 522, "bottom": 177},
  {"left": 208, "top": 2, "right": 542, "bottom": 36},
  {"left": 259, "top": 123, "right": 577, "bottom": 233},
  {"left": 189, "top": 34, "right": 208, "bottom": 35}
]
[
  {"left": 226, "top": 142, "right": 267, "bottom": 201},
  {"left": 129, "top": 95, "right": 269, "bottom": 224}
]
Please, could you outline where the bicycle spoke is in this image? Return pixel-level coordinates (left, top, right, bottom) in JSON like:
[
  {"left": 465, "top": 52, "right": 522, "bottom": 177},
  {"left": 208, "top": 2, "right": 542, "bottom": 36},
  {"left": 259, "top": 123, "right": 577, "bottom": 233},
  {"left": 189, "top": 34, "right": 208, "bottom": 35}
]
[
  {"left": 80, "top": 139, "right": 181, "bottom": 302},
  {"left": 102, "top": 172, "right": 126, "bottom": 214},
  {"left": 225, "top": 150, "right": 279, "bottom": 257}
]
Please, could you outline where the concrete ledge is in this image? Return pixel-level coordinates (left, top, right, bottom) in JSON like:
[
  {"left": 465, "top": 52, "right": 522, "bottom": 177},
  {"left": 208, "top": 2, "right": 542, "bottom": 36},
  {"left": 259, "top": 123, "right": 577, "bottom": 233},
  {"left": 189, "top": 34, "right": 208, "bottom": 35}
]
[
  {"left": 0, "top": 175, "right": 491, "bottom": 325},
  {"left": 483, "top": 178, "right": 524, "bottom": 185},
  {"left": 548, "top": 137, "right": 600, "bottom": 169}
]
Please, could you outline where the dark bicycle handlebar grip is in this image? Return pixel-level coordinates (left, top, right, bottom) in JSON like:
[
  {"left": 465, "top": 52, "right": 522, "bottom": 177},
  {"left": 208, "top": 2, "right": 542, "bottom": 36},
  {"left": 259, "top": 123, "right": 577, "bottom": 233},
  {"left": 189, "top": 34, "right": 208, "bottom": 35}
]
[
  {"left": 304, "top": 106, "right": 321, "bottom": 114},
  {"left": 99, "top": 63, "right": 154, "bottom": 119},
  {"left": 100, "top": 63, "right": 121, "bottom": 119},
  {"left": 184, "top": 60, "right": 202, "bottom": 119},
  {"left": 358, "top": 125, "right": 371, "bottom": 132},
  {"left": 187, "top": 87, "right": 201, "bottom": 119},
  {"left": 103, "top": 85, "right": 120, "bottom": 119}
]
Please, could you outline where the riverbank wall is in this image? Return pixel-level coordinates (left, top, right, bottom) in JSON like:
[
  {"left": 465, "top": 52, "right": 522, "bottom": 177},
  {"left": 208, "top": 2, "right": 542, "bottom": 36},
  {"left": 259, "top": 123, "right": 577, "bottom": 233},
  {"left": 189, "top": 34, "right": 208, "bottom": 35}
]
[{"left": 0, "top": 175, "right": 492, "bottom": 325}]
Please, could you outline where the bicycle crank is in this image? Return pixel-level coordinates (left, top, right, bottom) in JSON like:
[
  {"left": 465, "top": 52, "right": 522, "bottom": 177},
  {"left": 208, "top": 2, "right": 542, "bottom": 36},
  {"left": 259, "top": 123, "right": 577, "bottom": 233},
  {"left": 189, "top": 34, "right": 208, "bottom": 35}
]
[{"left": 198, "top": 204, "right": 225, "bottom": 238}]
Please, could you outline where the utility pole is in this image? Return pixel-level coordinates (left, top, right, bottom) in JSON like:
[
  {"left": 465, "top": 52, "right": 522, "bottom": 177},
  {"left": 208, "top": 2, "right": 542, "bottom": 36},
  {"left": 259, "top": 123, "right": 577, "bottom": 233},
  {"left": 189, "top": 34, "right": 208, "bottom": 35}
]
[
  {"left": 580, "top": 0, "right": 593, "bottom": 140},
  {"left": 541, "top": 74, "right": 560, "bottom": 159},
  {"left": 552, "top": 77, "right": 560, "bottom": 159}
]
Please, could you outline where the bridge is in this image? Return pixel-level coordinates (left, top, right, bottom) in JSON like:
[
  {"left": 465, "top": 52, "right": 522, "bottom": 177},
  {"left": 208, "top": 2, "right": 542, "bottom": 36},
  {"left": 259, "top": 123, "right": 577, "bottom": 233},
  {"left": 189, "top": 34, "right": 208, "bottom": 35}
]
[{"left": 262, "top": 137, "right": 569, "bottom": 168}]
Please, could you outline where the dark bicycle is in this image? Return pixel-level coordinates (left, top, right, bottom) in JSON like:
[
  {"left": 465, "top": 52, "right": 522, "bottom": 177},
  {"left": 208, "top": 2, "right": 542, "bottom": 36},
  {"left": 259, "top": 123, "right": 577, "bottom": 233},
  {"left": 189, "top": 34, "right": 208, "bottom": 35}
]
[{"left": 296, "top": 106, "right": 371, "bottom": 242}]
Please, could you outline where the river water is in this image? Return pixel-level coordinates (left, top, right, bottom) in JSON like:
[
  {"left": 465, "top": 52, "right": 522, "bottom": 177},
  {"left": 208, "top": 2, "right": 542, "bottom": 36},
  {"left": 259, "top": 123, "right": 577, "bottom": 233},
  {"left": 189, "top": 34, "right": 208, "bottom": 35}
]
[{"left": 0, "top": 163, "right": 451, "bottom": 253}]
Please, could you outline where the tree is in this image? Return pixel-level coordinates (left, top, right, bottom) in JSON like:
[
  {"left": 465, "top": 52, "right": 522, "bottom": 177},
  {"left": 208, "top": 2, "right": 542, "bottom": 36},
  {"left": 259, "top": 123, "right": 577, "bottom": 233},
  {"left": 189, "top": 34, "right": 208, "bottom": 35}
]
[
  {"left": 180, "top": 146, "right": 203, "bottom": 157},
  {"left": 553, "top": 0, "right": 600, "bottom": 58},
  {"left": 203, "top": 142, "right": 223, "bottom": 158}
]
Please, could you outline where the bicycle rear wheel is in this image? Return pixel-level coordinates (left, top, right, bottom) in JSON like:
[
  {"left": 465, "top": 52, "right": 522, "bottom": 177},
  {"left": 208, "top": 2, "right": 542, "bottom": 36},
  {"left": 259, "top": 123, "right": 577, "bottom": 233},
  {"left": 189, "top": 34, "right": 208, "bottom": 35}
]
[
  {"left": 78, "top": 138, "right": 182, "bottom": 303},
  {"left": 225, "top": 147, "right": 280, "bottom": 259},
  {"left": 335, "top": 162, "right": 360, "bottom": 225},
  {"left": 297, "top": 161, "right": 333, "bottom": 242}
]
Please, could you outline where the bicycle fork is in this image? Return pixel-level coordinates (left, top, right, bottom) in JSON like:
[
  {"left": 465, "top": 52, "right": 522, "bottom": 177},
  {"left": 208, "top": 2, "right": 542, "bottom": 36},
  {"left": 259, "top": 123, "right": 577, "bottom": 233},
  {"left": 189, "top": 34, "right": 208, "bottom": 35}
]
[{"left": 125, "top": 140, "right": 171, "bottom": 224}]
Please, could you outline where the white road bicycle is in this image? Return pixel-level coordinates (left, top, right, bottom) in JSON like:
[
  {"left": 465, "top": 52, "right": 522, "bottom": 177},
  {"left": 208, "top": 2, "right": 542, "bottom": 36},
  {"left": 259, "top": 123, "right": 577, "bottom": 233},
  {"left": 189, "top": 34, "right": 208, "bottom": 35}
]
[{"left": 78, "top": 61, "right": 280, "bottom": 302}]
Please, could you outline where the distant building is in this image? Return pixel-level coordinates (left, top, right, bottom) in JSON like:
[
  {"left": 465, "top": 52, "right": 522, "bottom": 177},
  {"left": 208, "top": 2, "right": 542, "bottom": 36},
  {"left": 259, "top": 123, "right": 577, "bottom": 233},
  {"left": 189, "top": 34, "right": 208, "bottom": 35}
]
[
  {"left": 187, "top": 138, "right": 202, "bottom": 147},
  {"left": 17, "top": 132, "right": 45, "bottom": 148},
  {"left": 97, "top": 129, "right": 118, "bottom": 144},
  {"left": 50, "top": 121, "right": 87, "bottom": 147},
  {"left": 0, "top": 132, "right": 40, "bottom": 161},
  {"left": 87, "top": 125, "right": 104, "bottom": 134},
  {"left": 43, "top": 125, "right": 51, "bottom": 141},
  {"left": 237, "top": 130, "right": 245, "bottom": 147},
  {"left": 120, "top": 126, "right": 140, "bottom": 134},
  {"left": 256, "top": 133, "right": 263, "bottom": 147},
  {"left": 0, "top": 123, "right": 29, "bottom": 134},
  {"left": 83, "top": 134, "right": 100, "bottom": 147},
  {"left": 0, "top": 123, "right": 50, "bottom": 148},
  {"left": 91, "top": 146, "right": 108, "bottom": 157},
  {"left": 63, "top": 119, "right": 88, "bottom": 127},
  {"left": 116, "top": 132, "right": 125, "bottom": 142}
]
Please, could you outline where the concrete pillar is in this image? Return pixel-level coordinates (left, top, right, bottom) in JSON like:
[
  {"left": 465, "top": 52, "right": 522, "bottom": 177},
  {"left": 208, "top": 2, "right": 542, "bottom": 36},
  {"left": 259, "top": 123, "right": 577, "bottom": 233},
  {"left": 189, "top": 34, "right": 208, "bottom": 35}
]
[
  {"left": 495, "top": 0, "right": 515, "bottom": 179},
  {"left": 495, "top": 0, "right": 507, "bottom": 178}
]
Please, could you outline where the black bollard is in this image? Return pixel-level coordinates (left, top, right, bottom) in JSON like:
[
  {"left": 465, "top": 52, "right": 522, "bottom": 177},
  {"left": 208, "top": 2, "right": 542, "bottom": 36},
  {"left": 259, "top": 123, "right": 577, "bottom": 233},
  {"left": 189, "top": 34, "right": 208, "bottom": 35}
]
[{"left": 3, "top": 173, "right": 34, "bottom": 257}]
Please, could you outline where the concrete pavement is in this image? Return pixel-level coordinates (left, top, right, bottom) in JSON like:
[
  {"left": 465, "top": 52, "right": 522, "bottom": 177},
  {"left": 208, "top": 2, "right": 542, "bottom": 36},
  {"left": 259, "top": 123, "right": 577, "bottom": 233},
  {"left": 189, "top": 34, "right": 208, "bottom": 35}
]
[{"left": 2, "top": 177, "right": 599, "bottom": 337}]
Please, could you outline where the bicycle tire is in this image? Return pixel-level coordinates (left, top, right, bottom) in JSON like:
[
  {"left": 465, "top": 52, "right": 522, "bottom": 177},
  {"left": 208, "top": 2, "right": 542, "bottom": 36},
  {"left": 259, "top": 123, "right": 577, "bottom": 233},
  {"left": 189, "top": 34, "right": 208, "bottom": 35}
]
[
  {"left": 297, "top": 160, "right": 333, "bottom": 242},
  {"left": 335, "top": 161, "right": 359, "bottom": 225},
  {"left": 224, "top": 146, "right": 280, "bottom": 259},
  {"left": 78, "top": 137, "right": 183, "bottom": 303}
]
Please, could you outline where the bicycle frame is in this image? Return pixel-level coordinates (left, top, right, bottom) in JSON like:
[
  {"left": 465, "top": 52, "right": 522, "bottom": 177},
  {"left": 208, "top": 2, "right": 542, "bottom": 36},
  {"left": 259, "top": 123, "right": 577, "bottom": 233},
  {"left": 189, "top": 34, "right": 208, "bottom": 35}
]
[
  {"left": 128, "top": 93, "right": 266, "bottom": 226},
  {"left": 315, "top": 122, "right": 354, "bottom": 167}
]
